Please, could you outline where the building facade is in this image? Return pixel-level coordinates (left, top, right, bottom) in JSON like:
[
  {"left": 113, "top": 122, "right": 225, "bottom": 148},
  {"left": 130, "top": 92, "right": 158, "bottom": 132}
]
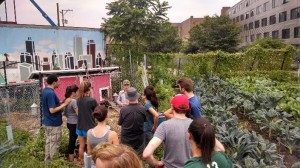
[
  {"left": 172, "top": 16, "right": 204, "bottom": 40},
  {"left": 227, "top": 0, "right": 300, "bottom": 49}
]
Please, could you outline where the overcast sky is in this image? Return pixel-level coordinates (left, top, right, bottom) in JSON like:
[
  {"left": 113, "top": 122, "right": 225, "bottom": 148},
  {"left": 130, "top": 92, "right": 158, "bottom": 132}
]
[{"left": 0, "top": 0, "right": 240, "bottom": 28}]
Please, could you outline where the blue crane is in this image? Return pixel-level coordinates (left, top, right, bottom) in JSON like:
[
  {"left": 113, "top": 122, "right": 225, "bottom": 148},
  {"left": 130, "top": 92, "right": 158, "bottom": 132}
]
[{"left": 29, "top": 0, "right": 57, "bottom": 26}]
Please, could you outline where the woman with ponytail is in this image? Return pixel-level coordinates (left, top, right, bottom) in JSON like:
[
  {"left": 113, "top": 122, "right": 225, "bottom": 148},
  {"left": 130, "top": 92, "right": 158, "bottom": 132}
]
[
  {"left": 184, "top": 118, "right": 233, "bottom": 168},
  {"left": 87, "top": 105, "right": 119, "bottom": 156},
  {"left": 64, "top": 84, "right": 79, "bottom": 161},
  {"left": 142, "top": 85, "right": 159, "bottom": 146},
  {"left": 76, "top": 81, "right": 98, "bottom": 164}
]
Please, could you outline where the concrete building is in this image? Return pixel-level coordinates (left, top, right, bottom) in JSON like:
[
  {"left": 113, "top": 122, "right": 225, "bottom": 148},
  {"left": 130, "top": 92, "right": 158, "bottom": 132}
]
[
  {"left": 73, "top": 36, "right": 83, "bottom": 63},
  {"left": 172, "top": 16, "right": 204, "bottom": 40},
  {"left": 87, "top": 40, "right": 96, "bottom": 68},
  {"left": 227, "top": 0, "right": 300, "bottom": 50}
]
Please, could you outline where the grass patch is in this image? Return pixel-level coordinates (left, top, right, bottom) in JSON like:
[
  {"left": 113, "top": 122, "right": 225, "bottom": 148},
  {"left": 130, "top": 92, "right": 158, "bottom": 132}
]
[{"left": 0, "top": 120, "right": 79, "bottom": 168}]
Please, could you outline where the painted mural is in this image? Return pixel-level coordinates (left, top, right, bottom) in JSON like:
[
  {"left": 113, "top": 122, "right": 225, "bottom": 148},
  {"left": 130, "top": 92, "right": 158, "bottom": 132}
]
[{"left": 0, "top": 25, "right": 106, "bottom": 83}]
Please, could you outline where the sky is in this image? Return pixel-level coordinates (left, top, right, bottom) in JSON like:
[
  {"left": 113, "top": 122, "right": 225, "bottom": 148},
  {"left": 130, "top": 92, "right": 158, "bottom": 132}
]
[{"left": 0, "top": 0, "right": 240, "bottom": 28}]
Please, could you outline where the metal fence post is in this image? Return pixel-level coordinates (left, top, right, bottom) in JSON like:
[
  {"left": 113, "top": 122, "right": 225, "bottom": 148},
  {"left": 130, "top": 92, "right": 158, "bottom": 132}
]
[
  {"left": 3, "top": 61, "right": 14, "bottom": 143},
  {"left": 39, "top": 72, "right": 43, "bottom": 127}
]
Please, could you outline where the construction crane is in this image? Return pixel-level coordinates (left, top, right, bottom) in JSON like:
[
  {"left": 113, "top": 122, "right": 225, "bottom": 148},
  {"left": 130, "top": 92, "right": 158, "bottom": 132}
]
[{"left": 29, "top": 0, "right": 57, "bottom": 26}]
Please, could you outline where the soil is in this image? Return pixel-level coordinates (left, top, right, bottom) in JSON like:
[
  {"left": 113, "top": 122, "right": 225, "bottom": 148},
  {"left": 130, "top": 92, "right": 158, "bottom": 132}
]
[
  {"left": 233, "top": 110, "right": 300, "bottom": 168},
  {"left": 5, "top": 102, "right": 122, "bottom": 138}
]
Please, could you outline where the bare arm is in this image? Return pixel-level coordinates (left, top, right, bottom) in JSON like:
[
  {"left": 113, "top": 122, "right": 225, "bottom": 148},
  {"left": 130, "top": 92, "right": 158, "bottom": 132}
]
[
  {"left": 109, "top": 131, "right": 119, "bottom": 145},
  {"left": 148, "top": 107, "right": 159, "bottom": 132},
  {"left": 116, "top": 91, "right": 123, "bottom": 105},
  {"left": 163, "top": 107, "right": 174, "bottom": 119},
  {"left": 49, "top": 98, "right": 71, "bottom": 114},
  {"left": 74, "top": 107, "right": 78, "bottom": 115},
  {"left": 87, "top": 130, "right": 92, "bottom": 156},
  {"left": 143, "top": 137, "right": 164, "bottom": 167},
  {"left": 214, "top": 138, "right": 225, "bottom": 152}
]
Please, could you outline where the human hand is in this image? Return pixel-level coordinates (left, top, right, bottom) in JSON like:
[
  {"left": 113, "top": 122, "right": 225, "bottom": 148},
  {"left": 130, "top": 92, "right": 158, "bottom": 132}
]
[
  {"left": 151, "top": 126, "right": 157, "bottom": 133},
  {"left": 155, "top": 161, "right": 164, "bottom": 168}
]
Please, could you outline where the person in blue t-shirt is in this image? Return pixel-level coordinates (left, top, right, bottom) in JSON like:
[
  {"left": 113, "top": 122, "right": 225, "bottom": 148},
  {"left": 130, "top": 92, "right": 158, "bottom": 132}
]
[
  {"left": 142, "top": 85, "right": 159, "bottom": 147},
  {"left": 164, "top": 78, "right": 202, "bottom": 119},
  {"left": 42, "top": 74, "right": 71, "bottom": 162}
]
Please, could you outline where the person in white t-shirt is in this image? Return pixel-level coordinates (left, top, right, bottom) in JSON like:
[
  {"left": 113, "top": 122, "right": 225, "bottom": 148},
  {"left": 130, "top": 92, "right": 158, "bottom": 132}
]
[{"left": 116, "top": 79, "right": 130, "bottom": 106}]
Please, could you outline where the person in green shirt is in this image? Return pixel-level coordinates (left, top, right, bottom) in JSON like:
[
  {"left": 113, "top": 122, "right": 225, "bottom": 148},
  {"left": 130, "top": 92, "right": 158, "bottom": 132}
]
[{"left": 184, "top": 118, "right": 233, "bottom": 168}]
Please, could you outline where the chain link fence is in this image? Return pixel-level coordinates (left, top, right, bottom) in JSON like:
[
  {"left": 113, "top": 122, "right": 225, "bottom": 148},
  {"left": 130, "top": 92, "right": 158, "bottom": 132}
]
[{"left": 0, "top": 82, "right": 40, "bottom": 114}]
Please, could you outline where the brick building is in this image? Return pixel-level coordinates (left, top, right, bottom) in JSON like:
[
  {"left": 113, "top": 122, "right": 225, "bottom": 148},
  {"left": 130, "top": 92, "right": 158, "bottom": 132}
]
[
  {"left": 226, "top": 0, "right": 300, "bottom": 50},
  {"left": 172, "top": 16, "right": 204, "bottom": 40}
]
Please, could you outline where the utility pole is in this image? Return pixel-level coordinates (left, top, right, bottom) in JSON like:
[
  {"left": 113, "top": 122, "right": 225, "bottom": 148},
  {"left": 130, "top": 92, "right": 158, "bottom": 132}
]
[
  {"left": 60, "top": 9, "right": 73, "bottom": 27},
  {"left": 56, "top": 3, "right": 60, "bottom": 26}
]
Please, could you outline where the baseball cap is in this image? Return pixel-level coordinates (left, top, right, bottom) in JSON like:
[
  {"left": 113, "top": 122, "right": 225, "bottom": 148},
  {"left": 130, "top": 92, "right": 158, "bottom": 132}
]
[{"left": 171, "top": 94, "right": 190, "bottom": 110}]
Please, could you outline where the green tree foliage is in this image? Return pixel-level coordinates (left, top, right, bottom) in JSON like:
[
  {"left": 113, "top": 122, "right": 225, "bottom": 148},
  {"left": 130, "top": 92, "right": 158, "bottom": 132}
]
[
  {"left": 249, "top": 38, "right": 287, "bottom": 49},
  {"left": 145, "top": 22, "right": 182, "bottom": 53},
  {"left": 185, "top": 15, "right": 242, "bottom": 53},
  {"left": 101, "top": 0, "right": 170, "bottom": 49}
]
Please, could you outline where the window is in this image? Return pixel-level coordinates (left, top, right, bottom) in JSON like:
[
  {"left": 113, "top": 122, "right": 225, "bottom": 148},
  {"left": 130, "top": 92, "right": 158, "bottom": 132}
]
[
  {"left": 250, "top": 35, "right": 255, "bottom": 42},
  {"left": 264, "top": 32, "right": 270, "bottom": 38},
  {"left": 246, "top": 12, "right": 250, "bottom": 19},
  {"left": 255, "top": 20, "right": 260, "bottom": 28},
  {"left": 256, "top": 5, "right": 262, "bottom": 15},
  {"left": 283, "top": 0, "right": 290, "bottom": 4},
  {"left": 240, "top": 14, "right": 244, "bottom": 21},
  {"left": 282, "top": 29, "right": 290, "bottom": 39},
  {"left": 261, "top": 18, "right": 268, "bottom": 27},
  {"left": 269, "top": 15, "right": 276, "bottom": 25},
  {"left": 295, "top": 27, "right": 300, "bottom": 38},
  {"left": 272, "top": 0, "right": 276, "bottom": 8},
  {"left": 272, "top": 0, "right": 280, "bottom": 8},
  {"left": 250, "top": 10, "right": 254, "bottom": 17},
  {"left": 236, "top": 16, "right": 240, "bottom": 22},
  {"left": 279, "top": 11, "right": 287, "bottom": 22},
  {"left": 263, "top": 2, "right": 269, "bottom": 12},
  {"left": 233, "top": 18, "right": 236, "bottom": 23},
  {"left": 249, "top": 22, "right": 254, "bottom": 29},
  {"left": 256, "top": 33, "right": 262, "bottom": 39},
  {"left": 244, "top": 24, "right": 248, "bottom": 31},
  {"left": 291, "top": 7, "right": 300, "bottom": 20},
  {"left": 272, "top": 30, "right": 279, "bottom": 38},
  {"left": 245, "top": 36, "right": 249, "bottom": 42}
]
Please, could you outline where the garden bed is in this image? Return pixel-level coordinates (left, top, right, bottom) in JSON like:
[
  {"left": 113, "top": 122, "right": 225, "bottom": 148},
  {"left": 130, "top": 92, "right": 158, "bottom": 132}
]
[{"left": 234, "top": 110, "right": 300, "bottom": 168}]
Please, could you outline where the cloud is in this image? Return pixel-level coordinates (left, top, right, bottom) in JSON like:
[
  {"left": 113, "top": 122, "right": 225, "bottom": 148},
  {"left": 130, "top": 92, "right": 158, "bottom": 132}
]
[
  {"left": 14, "top": 0, "right": 240, "bottom": 28},
  {"left": 38, "top": 40, "right": 52, "bottom": 46},
  {"left": 14, "top": 44, "right": 25, "bottom": 51},
  {"left": 48, "top": 44, "right": 56, "bottom": 50}
]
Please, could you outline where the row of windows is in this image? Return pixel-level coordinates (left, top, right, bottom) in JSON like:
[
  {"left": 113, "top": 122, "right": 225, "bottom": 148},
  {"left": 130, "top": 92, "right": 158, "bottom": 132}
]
[
  {"left": 232, "top": 2, "right": 297, "bottom": 23},
  {"left": 245, "top": 27, "right": 300, "bottom": 42},
  {"left": 243, "top": 8, "right": 300, "bottom": 30},
  {"left": 231, "top": 0, "right": 291, "bottom": 16}
]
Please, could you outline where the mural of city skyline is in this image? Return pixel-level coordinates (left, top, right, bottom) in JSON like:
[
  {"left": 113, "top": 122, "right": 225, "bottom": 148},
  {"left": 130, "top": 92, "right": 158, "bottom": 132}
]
[{"left": 0, "top": 26, "right": 106, "bottom": 70}]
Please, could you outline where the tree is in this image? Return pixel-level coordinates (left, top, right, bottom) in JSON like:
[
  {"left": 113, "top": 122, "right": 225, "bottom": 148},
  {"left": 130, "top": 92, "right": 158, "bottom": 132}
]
[
  {"left": 101, "top": 0, "right": 170, "bottom": 50},
  {"left": 185, "top": 15, "right": 242, "bottom": 53},
  {"left": 248, "top": 38, "right": 287, "bottom": 49},
  {"left": 145, "top": 22, "right": 182, "bottom": 53}
]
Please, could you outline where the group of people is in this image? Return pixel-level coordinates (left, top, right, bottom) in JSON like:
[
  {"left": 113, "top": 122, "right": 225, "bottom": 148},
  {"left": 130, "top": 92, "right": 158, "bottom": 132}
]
[
  {"left": 42, "top": 74, "right": 233, "bottom": 168},
  {"left": 42, "top": 74, "right": 119, "bottom": 164}
]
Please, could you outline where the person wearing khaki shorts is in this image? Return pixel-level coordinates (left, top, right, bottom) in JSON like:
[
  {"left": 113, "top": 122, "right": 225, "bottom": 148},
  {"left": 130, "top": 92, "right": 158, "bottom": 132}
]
[{"left": 42, "top": 74, "right": 71, "bottom": 162}]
